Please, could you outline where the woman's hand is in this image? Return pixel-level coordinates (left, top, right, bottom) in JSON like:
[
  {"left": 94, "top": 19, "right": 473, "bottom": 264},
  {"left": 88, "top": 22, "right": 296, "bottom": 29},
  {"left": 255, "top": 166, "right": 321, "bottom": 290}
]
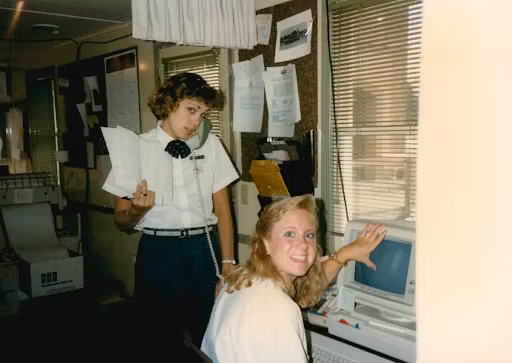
[
  {"left": 130, "top": 179, "right": 155, "bottom": 215},
  {"left": 215, "top": 263, "right": 237, "bottom": 298},
  {"left": 114, "top": 179, "right": 156, "bottom": 230},
  {"left": 338, "top": 223, "right": 387, "bottom": 270}
]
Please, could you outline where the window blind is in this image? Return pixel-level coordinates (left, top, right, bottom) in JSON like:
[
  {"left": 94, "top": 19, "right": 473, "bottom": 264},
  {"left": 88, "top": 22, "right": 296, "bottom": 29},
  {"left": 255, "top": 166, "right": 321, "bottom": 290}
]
[
  {"left": 27, "top": 78, "right": 58, "bottom": 184},
  {"left": 161, "top": 50, "right": 223, "bottom": 138},
  {"left": 328, "top": 0, "right": 422, "bottom": 234}
]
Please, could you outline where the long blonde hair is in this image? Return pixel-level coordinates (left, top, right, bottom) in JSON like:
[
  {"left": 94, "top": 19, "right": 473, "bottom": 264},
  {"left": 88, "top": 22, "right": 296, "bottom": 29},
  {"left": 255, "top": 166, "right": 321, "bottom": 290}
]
[{"left": 225, "top": 194, "right": 327, "bottom": 308}]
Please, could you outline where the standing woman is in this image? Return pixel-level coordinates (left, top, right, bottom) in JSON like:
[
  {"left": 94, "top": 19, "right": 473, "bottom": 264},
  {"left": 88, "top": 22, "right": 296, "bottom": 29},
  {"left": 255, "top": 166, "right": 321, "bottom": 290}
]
[{"left": 113, "top": 72, "right": 239, "bottom": 347}]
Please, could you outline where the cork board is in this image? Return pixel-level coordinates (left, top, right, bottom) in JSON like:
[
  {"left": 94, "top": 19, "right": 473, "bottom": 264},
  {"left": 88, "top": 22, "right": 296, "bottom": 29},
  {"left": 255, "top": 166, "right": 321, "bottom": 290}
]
[{"left": 239, "top": 0, "right": 318, "bottom": 183}]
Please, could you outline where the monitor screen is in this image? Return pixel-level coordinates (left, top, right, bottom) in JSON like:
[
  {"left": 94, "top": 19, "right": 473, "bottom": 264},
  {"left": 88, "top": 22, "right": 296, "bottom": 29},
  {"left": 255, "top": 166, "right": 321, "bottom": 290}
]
[{"left": 353, "top": 236, "right": 412, "bottom": 296}]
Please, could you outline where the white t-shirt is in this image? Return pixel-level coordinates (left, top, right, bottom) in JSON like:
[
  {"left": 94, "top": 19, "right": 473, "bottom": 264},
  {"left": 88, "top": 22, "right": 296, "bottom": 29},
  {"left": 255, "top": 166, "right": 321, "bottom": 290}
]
[
  {"left": 201, "top": 279, "right": 309, "bottom": 363},
  {"left": 135, "top": 122, "right": 239, "bottom": 230}
]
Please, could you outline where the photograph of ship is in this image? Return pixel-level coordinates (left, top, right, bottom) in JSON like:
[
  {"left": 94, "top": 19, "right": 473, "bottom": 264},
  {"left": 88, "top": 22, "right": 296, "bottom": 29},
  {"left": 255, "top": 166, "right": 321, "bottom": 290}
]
[{"left": 279, "top": 21, "right": 309, "bottom": 51}]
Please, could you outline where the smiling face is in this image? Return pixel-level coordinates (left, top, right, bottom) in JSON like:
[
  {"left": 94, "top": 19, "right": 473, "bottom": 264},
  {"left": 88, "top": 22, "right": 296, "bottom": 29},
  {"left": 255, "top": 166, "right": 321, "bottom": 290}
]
[
  {"left": 162, "top": 98, "right": 209, "bottom": 140},
  {"left": 264, "top": 208, "right": 318, "bottom": 282}
]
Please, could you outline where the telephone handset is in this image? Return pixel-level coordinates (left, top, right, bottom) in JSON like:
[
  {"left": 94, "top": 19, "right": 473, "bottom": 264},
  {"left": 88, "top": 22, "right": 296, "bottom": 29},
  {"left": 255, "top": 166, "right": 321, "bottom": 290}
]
[{"left": 184, "top": 117, "right": 212, "bottom": 151}]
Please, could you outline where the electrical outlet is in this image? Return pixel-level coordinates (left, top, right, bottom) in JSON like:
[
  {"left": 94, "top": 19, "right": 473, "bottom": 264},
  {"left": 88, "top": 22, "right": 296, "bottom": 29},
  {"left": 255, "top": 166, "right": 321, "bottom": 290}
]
[{"left": 241, "top": 184, "right": 248, "bottom": 205}]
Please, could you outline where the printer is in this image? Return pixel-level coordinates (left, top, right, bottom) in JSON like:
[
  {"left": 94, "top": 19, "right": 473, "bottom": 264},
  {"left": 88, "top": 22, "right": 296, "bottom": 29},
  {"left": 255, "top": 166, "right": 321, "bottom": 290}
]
[{"left": 0, "top": 173, "right": 83, "bottom": 298}]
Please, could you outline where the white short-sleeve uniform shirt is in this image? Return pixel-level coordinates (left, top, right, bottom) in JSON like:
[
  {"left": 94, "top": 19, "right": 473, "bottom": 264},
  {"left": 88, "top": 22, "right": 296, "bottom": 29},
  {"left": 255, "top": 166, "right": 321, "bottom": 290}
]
[
  {"left": 135, "top": 122, "right": 239, "bottom": 230},
  {"left": 201, "top": 279, "right": 309, "bottom": 363}
]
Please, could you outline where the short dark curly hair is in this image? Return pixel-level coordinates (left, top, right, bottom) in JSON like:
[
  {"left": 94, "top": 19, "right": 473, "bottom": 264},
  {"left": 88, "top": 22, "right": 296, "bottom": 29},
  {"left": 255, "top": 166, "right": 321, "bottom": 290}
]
[{"left": 147, "top": 72, "right": 219, "bottom": 121}]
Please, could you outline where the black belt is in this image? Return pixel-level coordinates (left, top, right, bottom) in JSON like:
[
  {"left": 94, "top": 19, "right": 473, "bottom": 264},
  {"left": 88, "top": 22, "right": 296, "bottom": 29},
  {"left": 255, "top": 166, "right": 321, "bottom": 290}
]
[{"left": 142, "top": 225, "right": 214, "bottom": 238}]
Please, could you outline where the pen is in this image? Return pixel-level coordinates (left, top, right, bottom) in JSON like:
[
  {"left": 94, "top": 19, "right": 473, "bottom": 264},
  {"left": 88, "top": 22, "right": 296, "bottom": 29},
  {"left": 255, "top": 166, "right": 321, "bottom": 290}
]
[{"left": 338, "top": 318, "right": 360, "bottom": 329}]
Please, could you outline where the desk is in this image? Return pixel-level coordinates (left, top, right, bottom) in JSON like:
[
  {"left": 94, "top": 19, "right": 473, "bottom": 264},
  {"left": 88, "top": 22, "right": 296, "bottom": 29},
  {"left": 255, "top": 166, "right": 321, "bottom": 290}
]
[{"left": 305, "top": 321, "right": 408, "bottom": 363}]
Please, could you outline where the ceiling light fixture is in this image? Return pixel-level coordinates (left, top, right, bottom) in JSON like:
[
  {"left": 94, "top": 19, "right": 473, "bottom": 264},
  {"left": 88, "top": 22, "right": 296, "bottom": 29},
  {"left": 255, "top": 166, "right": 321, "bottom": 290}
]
[{"left": 30, "top": 23, "right": 60, "bottom": 35}]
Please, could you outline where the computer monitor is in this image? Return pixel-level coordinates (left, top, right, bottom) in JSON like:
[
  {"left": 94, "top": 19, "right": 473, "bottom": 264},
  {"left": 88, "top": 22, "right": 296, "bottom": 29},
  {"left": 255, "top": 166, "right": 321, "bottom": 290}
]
[{"left": 336, "top": 219, "right": 416, "bottom": 320}]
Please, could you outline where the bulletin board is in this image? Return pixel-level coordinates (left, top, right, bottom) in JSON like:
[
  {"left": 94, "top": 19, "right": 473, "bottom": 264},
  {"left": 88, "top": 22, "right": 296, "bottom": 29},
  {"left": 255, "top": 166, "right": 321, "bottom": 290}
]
[
  {"left": 57, "top": 46, "right": 139, "bottom": 169},
  {"left": 58, "top": 55, "right": 107, "bottom": 169},
  {"left": 238, "top": 0, "right": 318, "bottom": 183}
]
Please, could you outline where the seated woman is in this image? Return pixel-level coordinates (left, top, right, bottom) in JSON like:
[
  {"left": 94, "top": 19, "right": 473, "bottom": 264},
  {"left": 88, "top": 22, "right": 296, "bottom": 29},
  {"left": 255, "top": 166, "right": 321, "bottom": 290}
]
[{"left": 200, "top": 194, "right": 387, "bottom": 363}]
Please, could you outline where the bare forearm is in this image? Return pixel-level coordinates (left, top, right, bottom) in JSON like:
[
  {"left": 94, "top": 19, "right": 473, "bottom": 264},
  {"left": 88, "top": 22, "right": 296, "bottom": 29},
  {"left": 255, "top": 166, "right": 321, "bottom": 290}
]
[
  {"left": 213, "top": 188, "right": 235, "bottom": 260},
  {"left": 217, "top": 214, "right": 235, "bottom": 260}
]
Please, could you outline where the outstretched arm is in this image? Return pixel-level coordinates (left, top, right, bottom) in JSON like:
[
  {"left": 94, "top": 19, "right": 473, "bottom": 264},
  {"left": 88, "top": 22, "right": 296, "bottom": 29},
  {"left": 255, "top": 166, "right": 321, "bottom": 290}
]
[{"left": 322, "top": 223, "right": 387, "bottom": 283}]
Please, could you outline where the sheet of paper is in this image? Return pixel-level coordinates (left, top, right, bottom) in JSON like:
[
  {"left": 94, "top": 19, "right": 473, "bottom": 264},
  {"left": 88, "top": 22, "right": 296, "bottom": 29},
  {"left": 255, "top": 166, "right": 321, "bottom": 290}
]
[
  {"left": 256, "top": 14, "right": 272, "bottom": 45},
  {"left": 76, "top": 103, "right": 89, "bottom": 137},
  {"left": 232, "top": 54, "right": 265, "bottom": 80},
  {"left": 233, "top": 79, "right": 264, "bottom": 132},
  {"left": 101, "top": 126, "right": 173, "bottom": 203},
  {"left": 83, "top": 78, "right": 91, "bottom": 103},
  {"left": 267, "top": 64, "right": 301, "bottom": 123},
  {"left": 84, "top": 76, "right": 103, "bottom": 112},
  {"left": 275, "top": 9, "right": 313, "bottom": 63},
  {"left": 1, "top": 203, "right": 61, "bottom": 250},
  {"left": 232, "top": 55, "right": 265, "bottom": 133},
  {"left": 101, "top": 126, "right": 139, "bottom": 197},
  {"left": 263, "top": 64, "right": 300, "bottom": 135},
  {"left": 268, "top": 121, "right": 295, "bottom": 138},
  {"left": 96, "top": 155, "right": 112, "bottom": 188},
  {"left": 105, "top": 49, "right": 141, "bottom": 133}
]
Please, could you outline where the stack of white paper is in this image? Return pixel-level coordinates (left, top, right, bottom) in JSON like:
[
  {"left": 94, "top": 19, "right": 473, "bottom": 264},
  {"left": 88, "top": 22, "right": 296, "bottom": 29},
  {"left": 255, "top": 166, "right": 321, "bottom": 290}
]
[
  {"left": 101, "top": 126, "right": 173, "bottom": 205},
  {"left": 101, "top": 126, "right": 140, "bottom": 197}
]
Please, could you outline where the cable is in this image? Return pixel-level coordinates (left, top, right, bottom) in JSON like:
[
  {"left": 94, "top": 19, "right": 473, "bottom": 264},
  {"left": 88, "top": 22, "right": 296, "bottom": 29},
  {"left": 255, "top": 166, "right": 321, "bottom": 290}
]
[
  {"left": 0, "top": 32, "right": 132, "bottom": 61},
  {"left": 192, "top": 152, "right": 222, "bottom": 281},
  {"left": 77, "top": 34, "right": 132, "bottom": 60},
  {"left": 325, "top": 0, "right": 350, "bottom": 223},
  {"left": 79, "top": 34, "right": 132, "bottom": 45}
]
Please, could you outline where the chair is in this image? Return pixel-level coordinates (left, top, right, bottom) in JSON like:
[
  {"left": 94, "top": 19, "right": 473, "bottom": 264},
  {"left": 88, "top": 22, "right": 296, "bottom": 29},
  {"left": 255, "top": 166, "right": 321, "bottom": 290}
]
[{"left": 182, "top": 329, "right": 214, "bottom": 363}]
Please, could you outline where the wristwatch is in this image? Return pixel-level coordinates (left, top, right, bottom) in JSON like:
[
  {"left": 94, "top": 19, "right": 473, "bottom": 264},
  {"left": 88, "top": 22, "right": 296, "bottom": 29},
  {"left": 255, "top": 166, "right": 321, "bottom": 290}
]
[{"left": 221, "top": 259, "right": 237, "bottom": 265}]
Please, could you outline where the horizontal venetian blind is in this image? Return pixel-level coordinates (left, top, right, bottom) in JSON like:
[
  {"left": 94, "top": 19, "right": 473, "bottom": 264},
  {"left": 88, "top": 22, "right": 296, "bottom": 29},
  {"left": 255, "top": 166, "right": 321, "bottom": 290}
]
[
  {"left": 328, "top": 0, "right": 422, "bottom": 234},
  {"left": 27, "top": 78, "right": 58, "bottom": 184},
  {"left": 161, "top": 50, "right": 223, "bottom": 137}
]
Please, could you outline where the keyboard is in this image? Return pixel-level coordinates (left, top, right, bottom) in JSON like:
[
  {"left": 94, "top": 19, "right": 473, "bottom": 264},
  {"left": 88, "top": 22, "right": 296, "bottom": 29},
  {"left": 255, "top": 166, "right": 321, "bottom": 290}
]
[
  {"left": 309, "top": 330, "right": 394, "bottom": 363},
  {"left": 311, "top": 343, "right": 356, "bottom": 363}
]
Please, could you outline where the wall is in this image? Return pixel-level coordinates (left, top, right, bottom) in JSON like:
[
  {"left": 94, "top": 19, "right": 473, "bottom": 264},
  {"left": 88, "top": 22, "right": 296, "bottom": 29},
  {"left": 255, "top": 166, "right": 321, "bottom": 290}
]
[
  {"left": 233, "top": 0, "right": 320, "bottom": 247},
  {"left": 417, "top": 0, "right": 512, "bottom": 361}
]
